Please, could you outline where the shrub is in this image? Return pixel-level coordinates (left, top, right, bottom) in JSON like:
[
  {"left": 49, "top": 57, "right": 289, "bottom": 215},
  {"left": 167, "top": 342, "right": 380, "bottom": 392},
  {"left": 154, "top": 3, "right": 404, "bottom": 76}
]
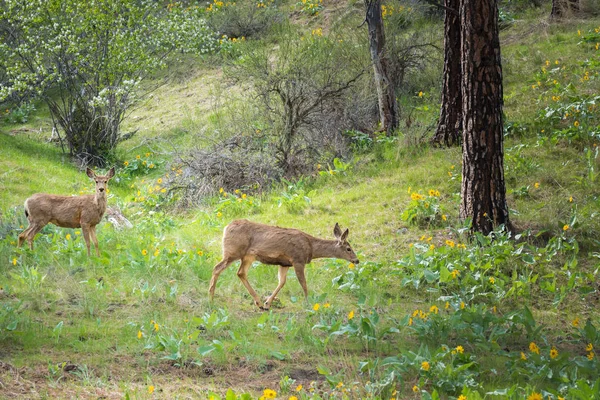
[{"left": 204, "top": 0, "right": 284, "bottom": 39}]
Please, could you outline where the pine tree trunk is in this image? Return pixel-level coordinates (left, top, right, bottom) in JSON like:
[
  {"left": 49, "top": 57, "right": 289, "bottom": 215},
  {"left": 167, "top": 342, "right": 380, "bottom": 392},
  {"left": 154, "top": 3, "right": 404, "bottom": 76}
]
[
  {"left": 432, "top": 0, "right": 461, "bottom": 147},
  {"left": 459, "top": 0, "right": 510, "bottom": 234},
  {"left": 365, "top": 0, "right": 398, "bottom": 135}
]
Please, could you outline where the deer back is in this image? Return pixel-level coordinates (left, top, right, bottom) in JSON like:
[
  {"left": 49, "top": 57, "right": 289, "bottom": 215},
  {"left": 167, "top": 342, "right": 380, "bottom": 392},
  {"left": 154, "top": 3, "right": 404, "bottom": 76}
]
[
  {"left": 26, "top": 193, "right": 106, "bottom": 229},
  {"left": 223, "top": 220, "right": 315, "bottom": 265}
]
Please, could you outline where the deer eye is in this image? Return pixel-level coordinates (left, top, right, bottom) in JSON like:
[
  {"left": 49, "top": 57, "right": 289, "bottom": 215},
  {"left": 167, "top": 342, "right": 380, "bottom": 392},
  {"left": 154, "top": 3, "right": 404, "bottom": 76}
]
[{"left": 346, "top": 247, "right": 352, "bottom": 252}]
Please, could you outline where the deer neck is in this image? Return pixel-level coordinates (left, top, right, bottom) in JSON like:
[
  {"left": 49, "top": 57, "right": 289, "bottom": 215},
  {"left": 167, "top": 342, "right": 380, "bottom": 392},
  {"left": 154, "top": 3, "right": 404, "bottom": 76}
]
[
  {"left": 94, "top": 192, "right": 108, "bottom": 214},
  {"left": 311, "top": 238, "right": 339, "bottom": 260}
]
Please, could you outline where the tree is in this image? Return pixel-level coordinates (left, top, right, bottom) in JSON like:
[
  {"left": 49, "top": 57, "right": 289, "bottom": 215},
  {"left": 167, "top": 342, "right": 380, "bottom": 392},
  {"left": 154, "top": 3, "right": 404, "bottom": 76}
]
[
  {"left": 228, "top": 31, "right": 364, "bottom": 176},
  {"left": 432, "top": 0, "right": 461, "bottom": 147},
  {"left": 459, "top": 0, "right": 510, "bottom": 234},
  {"left": 0, "top": 0, "right": 217, "bottom": 166},
  {"left": 364, "top": 0, "right": 398, "bottom": 135}
]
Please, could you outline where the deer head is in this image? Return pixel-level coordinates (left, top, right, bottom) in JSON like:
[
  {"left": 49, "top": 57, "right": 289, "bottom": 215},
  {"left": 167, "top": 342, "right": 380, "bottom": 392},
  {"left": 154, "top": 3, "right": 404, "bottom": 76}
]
[
  {"left": 87, "top": 167, "right": 115, "bottom": 197},
  {"left": 333, "top": 222, "right": 359, "bottom": 264}
]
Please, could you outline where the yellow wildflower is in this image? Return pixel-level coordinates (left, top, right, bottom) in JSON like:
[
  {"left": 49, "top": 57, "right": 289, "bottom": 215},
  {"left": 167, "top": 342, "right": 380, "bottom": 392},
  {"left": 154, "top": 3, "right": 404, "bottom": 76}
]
[
  {"left": 12, "top": 258, "right": 17, "bottom": 266},
  {"left": 445, "top": 240, "right": 455, "bottom": 248},
  {"left": 148, "top": 385, "right": 155, "bottom": 394},
  {"left": 588, "top": 351, "right": 595, "bottom": 360},
  {"left": 413, "top": 385, "right": 419, "bottom": 393},
  {"left": 528, "top": 392, "right": 542, "bottom": 400},
  {"left": 458, "top": 396, "right": 467, "bottom": 400},
  {"left": 348, "top": 263, "right": 355, "bottom": 269},
  {"left": 534, "top": 182, "right": 540, "bottom": 188},
  {"left": 489, "top": 277, "right": 495, "bottom": 284},
  {"left": 421, "top": 361, "right": 430, "bottom": 371},
  {"left": 521, "top": 351, "right": 527, "bottom": 360},
  {"left": 529, "top": 342, "right": 540, "bottom": 354},
  {"left": 137, "top": 330, "right": 143, "bottom": 339},
  {"left": 587, "top": 343, "right": 593, "bottom": 352},
  {"left": 313, "top": 303, "right": 320, "bottom": 311},
  {"left": 550, "top": 347, "right": 558, "bottom": 359},
  {"left": 429, "top": 305, "right": 439, "bottom": 314},
  {"left": 573, "top": 317, "right": 580, "bottom": 327},
  {"left": 142, "top": 249, "right": 148, "bottom": 256},
  {"left": 451, "top": 269, "right": 460, "bottom": 279},
  {"left": 296, "top": 384, "right": 303, "bottom": 392},
  {"left": 563, "top": 224, "right": 569, "bottom": 231},
  {"left": 456, "top": 345, "right": 464, "bottom": 354},
  {"left": 262, "top": 389, "right": 277, "bottom": 399},
  {"left": 348, "top": 310, "right": 355, "bottom": 320}
]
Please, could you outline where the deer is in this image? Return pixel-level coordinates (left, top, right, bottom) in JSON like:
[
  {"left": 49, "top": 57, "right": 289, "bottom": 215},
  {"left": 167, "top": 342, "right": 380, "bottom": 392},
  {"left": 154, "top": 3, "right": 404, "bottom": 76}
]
[
  {"left": 208, "top": 219, "right": 359, "bottom": 310},
  {"left": 17, "top": 167, "right": 115, "bottom": 257}
]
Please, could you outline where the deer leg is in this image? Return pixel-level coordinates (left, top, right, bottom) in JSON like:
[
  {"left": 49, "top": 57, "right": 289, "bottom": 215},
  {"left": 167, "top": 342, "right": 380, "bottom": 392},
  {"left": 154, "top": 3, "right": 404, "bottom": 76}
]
[
  {"left": 18, "top": 226, "right": 32, "bottom": 248},
  {"left": 294, "top": 264, "right": 309, "bottom": 303},
  {"left": 26, "top": 224, "right": 44, "bottom": 251},
  {"left": 81, "top": 224, "right": 92, "bottom": 257},
  {"left": 236, "top": 257, "right": 263, "bottom": 309},
  {"left": 209, "top": 257, "right": 235, "bottom": 300},
  {"left": 264, "top": 266, "right": 289, "bottom": 310},
  {"left": 89, "top": 226, "right": 100, "bottom": 256}
]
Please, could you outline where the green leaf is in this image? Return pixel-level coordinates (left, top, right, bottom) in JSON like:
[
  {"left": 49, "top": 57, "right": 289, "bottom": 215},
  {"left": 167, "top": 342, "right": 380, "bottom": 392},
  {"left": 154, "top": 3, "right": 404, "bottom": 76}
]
[{"left": 225, "top": 389, "right": 237, "bottom": 400}]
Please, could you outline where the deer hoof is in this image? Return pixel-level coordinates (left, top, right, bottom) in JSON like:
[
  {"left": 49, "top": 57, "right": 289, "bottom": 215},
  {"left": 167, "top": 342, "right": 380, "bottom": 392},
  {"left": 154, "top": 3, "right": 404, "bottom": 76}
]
[{"left": 260, "top": 304, "right": 270, "bottom": 311}]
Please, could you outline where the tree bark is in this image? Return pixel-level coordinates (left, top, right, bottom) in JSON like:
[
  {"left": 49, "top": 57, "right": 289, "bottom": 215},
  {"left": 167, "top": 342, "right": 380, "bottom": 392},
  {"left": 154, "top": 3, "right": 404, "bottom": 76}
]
[
  {"left": 365, "top": 0, "right": 398, "bottom": 135},
  {"left": 432, "top": 0, "right": 461, "bottom": 147},
  {"left": 459, "top": 0, "right": 510, "bottom": 234}
]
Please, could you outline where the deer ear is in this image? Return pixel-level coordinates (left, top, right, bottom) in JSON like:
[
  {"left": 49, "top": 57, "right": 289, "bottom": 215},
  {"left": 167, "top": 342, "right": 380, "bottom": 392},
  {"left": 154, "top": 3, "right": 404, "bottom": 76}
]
[
  {"left": 333, "top": 223, "right": 342, "bottom": 239},
  {"left": 86, "top": 168, "right": 95, "bottom": 178},
  {"left": 106, "top": 167, "right": 115, "bottom": 179},
  {"left": 340, "top": 228, "right": 349, "bottom": 241}
]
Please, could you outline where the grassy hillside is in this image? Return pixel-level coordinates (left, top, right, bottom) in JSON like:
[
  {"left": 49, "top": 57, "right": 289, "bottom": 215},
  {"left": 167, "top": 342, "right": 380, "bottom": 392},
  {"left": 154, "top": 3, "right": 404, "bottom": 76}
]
[{"left": 1, "top": 3, "right": 600, "bottom": 400}]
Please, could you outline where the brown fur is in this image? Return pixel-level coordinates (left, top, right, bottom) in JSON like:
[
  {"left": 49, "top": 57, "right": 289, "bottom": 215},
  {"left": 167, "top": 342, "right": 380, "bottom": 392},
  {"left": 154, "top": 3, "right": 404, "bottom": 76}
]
[
  {"left": 209, "top": 219, "right": 359, "bottom": 310},
  {"left": 17, "top": 167, "right": 115, "bottom": 256}
]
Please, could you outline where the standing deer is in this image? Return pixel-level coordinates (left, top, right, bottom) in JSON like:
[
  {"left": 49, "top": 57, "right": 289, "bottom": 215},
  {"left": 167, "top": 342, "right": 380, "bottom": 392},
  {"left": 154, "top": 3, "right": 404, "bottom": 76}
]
[
  {"left": 17, "top": 167, "right": 115, "bottom": 257},
  {"left": 208, "top": 219, "right": 359, "bottom": 310}
]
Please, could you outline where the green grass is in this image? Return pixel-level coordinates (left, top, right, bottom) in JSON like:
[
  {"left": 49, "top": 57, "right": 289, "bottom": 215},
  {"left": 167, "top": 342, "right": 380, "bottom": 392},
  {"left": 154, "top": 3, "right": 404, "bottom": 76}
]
[{"left": 0, "top": 5, "right": 600, "bottom": 400}]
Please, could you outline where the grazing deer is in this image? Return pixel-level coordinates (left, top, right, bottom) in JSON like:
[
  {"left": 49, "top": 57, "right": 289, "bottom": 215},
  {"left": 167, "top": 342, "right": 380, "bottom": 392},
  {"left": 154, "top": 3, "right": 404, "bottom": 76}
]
[
  {"left": 17, "top": 167, "right": 115, "bottom": 257},
  {"left": 209, "top": 219, "right": 359, "bottom": 310}
]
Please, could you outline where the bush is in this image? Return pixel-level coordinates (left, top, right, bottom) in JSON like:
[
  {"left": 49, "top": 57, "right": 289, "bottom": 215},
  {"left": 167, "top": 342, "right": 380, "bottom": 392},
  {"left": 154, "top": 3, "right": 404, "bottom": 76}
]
[
  {"left": 168, "top": 134, "right": 280, "bottom": 208},
  {"left": 204, "top": 0, "right": 284, "bottom": 38}
]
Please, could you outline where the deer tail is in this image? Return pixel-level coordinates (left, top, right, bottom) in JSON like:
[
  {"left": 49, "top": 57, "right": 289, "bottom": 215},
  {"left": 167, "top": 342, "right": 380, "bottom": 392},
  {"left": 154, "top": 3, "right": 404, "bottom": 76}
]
[{"left": 23, "top": 199, "right": 30, "bottom": 219}]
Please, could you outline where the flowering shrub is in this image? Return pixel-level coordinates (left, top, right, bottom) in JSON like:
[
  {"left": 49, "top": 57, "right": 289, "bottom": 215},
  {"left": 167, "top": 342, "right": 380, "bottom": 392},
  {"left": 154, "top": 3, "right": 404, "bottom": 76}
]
[
  {"left": 296, "top": 0, "right": 323, "bottom": 16},
  {"left": 214, "top": 187, "right": 260, "bottom": 218},
  {"left": 121, "top": 153, "right": 161, "bottom": 178},
  {"left": 401, "top": 188, "right": 445, "bottom": 227}
]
